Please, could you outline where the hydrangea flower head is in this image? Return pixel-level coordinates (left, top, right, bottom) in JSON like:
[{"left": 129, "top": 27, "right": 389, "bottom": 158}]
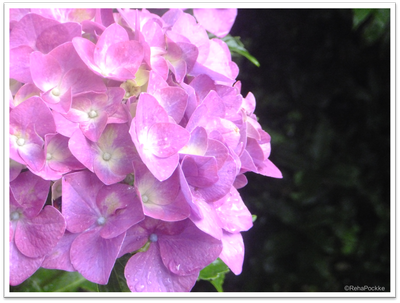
[{"left": 8, "top": 7, "right": 282, "bottom": 292}]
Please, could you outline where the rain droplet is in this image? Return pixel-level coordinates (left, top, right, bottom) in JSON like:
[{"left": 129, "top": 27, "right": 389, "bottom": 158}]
[{"left": 135, "top": 284, "right": 145, "bottom": 292}]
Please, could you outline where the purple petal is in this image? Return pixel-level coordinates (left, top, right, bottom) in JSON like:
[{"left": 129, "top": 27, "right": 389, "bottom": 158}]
[
  {"left": 219, "top": 231, "right": 244, "bottom": 275},
  {"left": 104, "top": 40, "right": 144, "bottom": 81},
  {"left": 9, "top": 240, "right": 44, "bottom": 286},
  {"left": 70, "top": 229, "right": 125, "bottom": 284},
  {"left": 214, "top": 187, "right": 253, "bottom": 233},
  {"left": 35, "top": 22, "right": 82, "bottom": 54},
  {"left": 192, "top": 154, "right": 237, "bottom": 203},
  {"left": 15, "top": 205, "right": 66, "bottom": 258},
  {"left": 153, "top": 87, "right": 188, "bottom": 123},
  {"left": 159, "top": 219, "right": 222, "bottom": 275},
  {"left": 193, "top": 9, "right": 237, "bottom": 38},
  {"left": 135, "top": 165, "right": 190, "bottom": 221},
  {"left": 94, "top": 23, "right": 129, "bottom": 66},
  {"left": 181, "top": 126, "right": 208, "bottom": 156},
  {"left": 118, "top": 222, "right": 149, "bottom": 257},
  {"left": 12, "top": 83, "right": 41, "bottom": 108},
  {"left": 181, "top": 155, "right": 219, "bottom": 188},
  {"left": 72, "top": 37, "right": 102, "bottom": 75},
  {"left": 30, "top": 50, "right": 62, "bottom": 92},
  {"left": 10, "top": 45, "right": 33, "bottom": 84},
  {"left": 42, "top": 231, "right": 78, "bottom": 272},
  {"left": 189, "top": 196, "right": 222, "bottom": 240},
  {"left": 68, "top": 129, "right": 97, "bottom": 172},
  {"left": 125, "top": 243, "right": 198, "bottom": 292},
  {"left": 62, "top": 170, "right": 103, "bottom": 233},
  {"left": 146, "top": 122, "right": 190, "bottom": 158},
  {"left": 10, "top": 170, "right": 50, "bottom": 218},
  {"left": 97, "top": 184, "right": 144, "bottom": 239}
]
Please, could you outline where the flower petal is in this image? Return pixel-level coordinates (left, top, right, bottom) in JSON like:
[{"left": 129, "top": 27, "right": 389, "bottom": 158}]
[{"left": 125, "top": 243, "right": 198, "bottom": 292}]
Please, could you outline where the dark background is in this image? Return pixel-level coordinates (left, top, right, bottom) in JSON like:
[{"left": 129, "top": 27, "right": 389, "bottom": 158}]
[{"left": 193, "top": 8, "right": 391, "bottom": 292}]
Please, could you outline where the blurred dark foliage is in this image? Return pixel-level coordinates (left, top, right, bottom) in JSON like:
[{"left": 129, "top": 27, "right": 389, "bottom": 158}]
[{"left": 192, "top": 8, "right": 391, "bottom": 292}]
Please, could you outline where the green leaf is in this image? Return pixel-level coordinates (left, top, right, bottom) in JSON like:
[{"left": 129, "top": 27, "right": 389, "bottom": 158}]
[
  {"left": 98, "top": 254, "right": 131, "bottom": 292},
  {"left": 252, "top": 214, "right": 257, "bottom": 223},
  {"left": 221, "top": 35, "right": 260, "bottom": 67},
  {"left": 352, "top": 9, "right": 373, "bottom": 29},
  {"left": 10, "top": 268, "right": 97, "bottom": 292},
  {"left": 207, "top": 33, "right": 259, "bottom": 67},
  {"left": 198, "top": 258, "right": 230, "bottom": 292}
]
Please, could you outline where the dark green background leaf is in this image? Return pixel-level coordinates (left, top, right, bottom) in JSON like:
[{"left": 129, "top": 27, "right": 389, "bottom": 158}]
[{"left": 10, "top": 268, "right": 97, "bottom": 292}]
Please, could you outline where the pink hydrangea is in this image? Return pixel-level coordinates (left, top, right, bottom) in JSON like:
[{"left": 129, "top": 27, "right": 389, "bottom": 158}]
[{"left": 9, "top": 7, "right": 282, "bottom": 291}]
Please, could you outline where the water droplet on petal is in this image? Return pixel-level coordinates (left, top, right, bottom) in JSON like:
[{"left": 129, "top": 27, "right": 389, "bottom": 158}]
[{"left": 135, "top": 284, "right": 145, "bottom": 292}]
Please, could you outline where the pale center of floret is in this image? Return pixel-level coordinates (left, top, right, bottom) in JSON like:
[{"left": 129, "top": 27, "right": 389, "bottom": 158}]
[
  {"left": 51, "top": 87, "right": 61, "bottom": 96},
  {"left": 149, "top": 233, "right": 158, "bottom": 242},
  {"left": 102, "top": 152, "right": 112, "bottom": 161},
  {"left": 88, "top": 110, "right": 98, "bottom": 118},
  {"left": 46, "top": 153, "right": 52, "bottom": 160},
  {"left": 141, "top": 194, "right": 149, "bottom": 203},
  {"left": 97, "top": 216, "right": 106, "bottom": 225},
  {"left": 16, "top": 138, "right": 25, "bottom": 146},
  {"left": 10, "top": 211, "right": 20, "bottom": 221}
]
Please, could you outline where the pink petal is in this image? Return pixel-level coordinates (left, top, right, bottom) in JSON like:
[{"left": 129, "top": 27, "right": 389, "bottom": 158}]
[
  {"left": 219, "top": 231, "right": 244, "bottom": 275},
  {"left": 15, "top": 205, "right": 66, "bottom": 258},
  {"left": 70, "top": 229, "right": 125, "bottom": 284},
  {"left": 147, "top": 122, "right": 190, "bottom": 158},
  {"left": 97, "top": 184, "right": 144, "bottom": 239},
  {"left": 62, "top": 170, "right": 103, "bottom": 233},
  {"left": 125, "top": 243, "right": 198, "bottom": 292},
  {"left": 136, "top": 165, "right": 190, "bottom": 221},
  {"left": 35, "top": 22, "right": 82, "bottom": 54},
  {"left": 10, "top": 45, "right": 34, "bottom": 83},
  {"left": 214, "top": 187, "right": 253, "bottom": 233},
  {"left": 181, "top": 155, "right": 219, "bottom": 188},
  {"left": 10, "top": 170, "right": 50, "bottom": 218},
  {"left": 68, "top": 129, "right": 97, "bottom": 172},
  {"left": 94, "top": 23, "right": 129, "bottom": 66},
  {"left": 10, "top": 240, "right": 44, "bottom": 286},
  {"left": 153, "top": 87, "right": 188, "bottom": 123},
  {"left": 104, "top": 40, "right": 144, "bottom": 81},
  {"left": 193, "top": 9, "right": 237, "bottom": 38},
  {"left": 192, "top": 154, "right": 237, "bottom": 203},
  {"left": 30, "top": 50, "right": 62, "bottom": 92},
  {"left": 189, "top": 196, "right": 222, "bottom": 240},
  {"left": 159, "top": 219, "right": 222, "bottom": 275},
  {"left": 72, "top": 37, "right": 102, "bottom": 75},
  {"left": 42, "top": 231, "right": 78, "bottom": 272}
]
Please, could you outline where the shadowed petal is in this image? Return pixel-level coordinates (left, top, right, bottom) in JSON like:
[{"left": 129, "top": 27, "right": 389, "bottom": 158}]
[{"left": 70, "top": 229, "right": 125, "bottom": 284}]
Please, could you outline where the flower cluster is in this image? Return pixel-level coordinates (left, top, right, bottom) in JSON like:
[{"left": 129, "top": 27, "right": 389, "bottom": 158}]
[{"left": 9, "top": 8, "right": 282, "bottom": 292}]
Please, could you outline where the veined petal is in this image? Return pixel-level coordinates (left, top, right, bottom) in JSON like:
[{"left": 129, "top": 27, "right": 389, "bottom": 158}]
[
  {"left": 94, "top": 23, "right": 129, "bottom": 67},
  {"left": 125, "top": 243, "right": 198, "bottom": 292},
  {"left": 30, "top": 51, "right": 62, "bottom": 92},
  {"left": 146, "top": 122, "right": 189, "bottom": 158},
  {"left": 72, "top": 37, "right": 103, "bottom": 76},
  {"left": 14, "top": 205, "right": 65, "bottom": 258},
  {"left": 70, "top": 229, "right": 125, "bottom": 285},
  {"left": 219, "top": 231, "right": 244, "bottom": 275}
]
